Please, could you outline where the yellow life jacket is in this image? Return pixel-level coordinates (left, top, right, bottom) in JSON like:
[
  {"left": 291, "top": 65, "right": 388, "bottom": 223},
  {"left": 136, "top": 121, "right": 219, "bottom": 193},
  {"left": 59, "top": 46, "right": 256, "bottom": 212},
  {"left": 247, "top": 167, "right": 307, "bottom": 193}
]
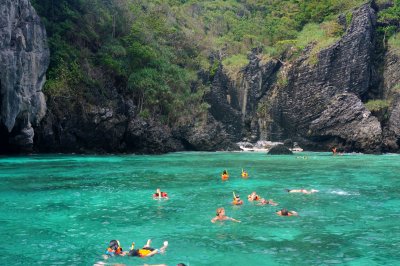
[{"left": 138, "top": 248, "right": 152, "bottom": 257}]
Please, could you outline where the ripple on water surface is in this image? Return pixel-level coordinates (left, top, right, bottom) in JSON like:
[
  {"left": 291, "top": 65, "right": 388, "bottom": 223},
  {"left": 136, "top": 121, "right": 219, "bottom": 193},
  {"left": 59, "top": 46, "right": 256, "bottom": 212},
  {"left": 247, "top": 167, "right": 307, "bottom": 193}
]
[{"left": 0, "top": 152, "right": 400, "bottom": 265}]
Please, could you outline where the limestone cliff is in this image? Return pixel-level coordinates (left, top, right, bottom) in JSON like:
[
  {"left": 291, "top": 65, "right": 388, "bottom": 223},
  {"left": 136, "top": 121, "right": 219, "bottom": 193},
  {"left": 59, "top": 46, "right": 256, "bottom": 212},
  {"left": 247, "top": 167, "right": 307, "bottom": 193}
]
[
  {"left": 4, "top": 1, "right": 399, "bottom": 154},
  {"left": 272, "top": 3, "right": 382, "bottom": 153},
  {"left": 0, "top": 0, "right": 49, "bottom": 152},
  {"left": 208, "top": 2, "right": 399, "bottom": 153},
  {"left": 382, "top": 49, "right": 400, "bottom": 151}
]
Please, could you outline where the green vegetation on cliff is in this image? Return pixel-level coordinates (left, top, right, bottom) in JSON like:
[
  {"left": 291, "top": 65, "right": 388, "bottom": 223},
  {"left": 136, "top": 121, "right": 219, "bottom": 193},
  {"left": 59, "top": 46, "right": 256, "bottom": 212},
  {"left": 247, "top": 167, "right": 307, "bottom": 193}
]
[{"left": 31, "top": 0, "right": 377, "bottom": 125}]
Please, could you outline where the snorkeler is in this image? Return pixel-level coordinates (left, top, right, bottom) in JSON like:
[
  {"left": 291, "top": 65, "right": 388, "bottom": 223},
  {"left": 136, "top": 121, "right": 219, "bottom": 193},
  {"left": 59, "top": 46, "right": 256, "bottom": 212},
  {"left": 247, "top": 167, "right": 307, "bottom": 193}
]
[
  {"left": 128, "top": 239, "right": 169, "bottom": 258},
  {"left": 221, "top": 170, "right": 229, "bottom": 180},
  {"left": 232, "top": 192, "right": 243, "bottom": 205},
  {"left": 104, "top": 240, "right": 125, "bottom": 258},
  {"left": 247, "top": 191, "right": 261, "bottom": 201},
  {"left": 276, "top": 208, "right": 298, "bottom": 216},
  {"left": 211, "top": 207, "right": 241, "bottom": 223},
  {"left": 153, "top": 188, "right": 169, "bottom": 200},
  {"left": 257, "top": 198, "right": 278, "bottom": 206},
  {"left": 241, "top": 169, "right": 249, "bottom": 178},
  {"left": 285, "top": 189, "right": 319, "bottom": 194}
]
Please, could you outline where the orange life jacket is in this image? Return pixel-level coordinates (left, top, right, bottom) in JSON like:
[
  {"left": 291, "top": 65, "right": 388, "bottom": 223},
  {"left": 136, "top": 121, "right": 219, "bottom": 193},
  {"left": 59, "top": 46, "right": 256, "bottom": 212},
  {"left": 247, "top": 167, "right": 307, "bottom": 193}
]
[
  {"left": 221, "top": 174, "right": 229, "bottom": 180},
  {"left": 232, "top": 199, "right": 243, "bottom": 205}
]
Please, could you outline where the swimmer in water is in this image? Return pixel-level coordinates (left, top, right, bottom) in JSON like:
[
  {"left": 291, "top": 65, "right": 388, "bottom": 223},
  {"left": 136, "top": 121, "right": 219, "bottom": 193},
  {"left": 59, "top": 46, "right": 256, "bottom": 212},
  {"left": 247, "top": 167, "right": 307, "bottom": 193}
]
[
  {"left": 128, "top": 239, "right": 168, "bottom": 258},
  {"left": 232, "top": 192, "right": 243, "bottom": 205},
  {"left": 257, "top": 198, "right": 278, "bottom": 206},
  {"left": 211, "top": 207, "right": 241, "bottom": 223},
  {"left": 153, "top": 188, "right": 169, "bottom": 200},
  {"left": 276, "top": 208, "right": 298, "bottom": 216},
  {"left": 241, "top": 169, "right": 249, "bottom": 178},
  {"left": 285, "top": 189, "right": 319, "bottom": 194},
  {"left": 247, "top": 191, "right": 261, "bottom": 201}
]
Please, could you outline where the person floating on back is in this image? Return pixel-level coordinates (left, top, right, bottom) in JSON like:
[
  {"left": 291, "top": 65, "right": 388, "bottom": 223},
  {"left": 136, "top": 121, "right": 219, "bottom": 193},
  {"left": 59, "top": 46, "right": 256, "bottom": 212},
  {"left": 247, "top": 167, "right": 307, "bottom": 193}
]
[
  {"left": 241, "top": 169, "right": 249, "bottom": 178},
  {"left": 257, "top": 198, "right": 278, "bottom": 206},
  {"left": 211, "top": 207, "right": 241, "bottom": 223},
  {"left": 153, "top": 188, "right": 169, "bottom": 200},
  {"left": 285, "top": 189, "right": 319, "bottom": 194},
  {"left": 128, "top": 239, "right": 168, "bottom": 258},
  {"left": 276, "top": 208, "right": 298, "bottom": 216},
  {"left": 232, "top": 192, "right": 243, "bottom": 205},
  {"left": 221, "top": 169, "right": 229, "bottom": 181}
]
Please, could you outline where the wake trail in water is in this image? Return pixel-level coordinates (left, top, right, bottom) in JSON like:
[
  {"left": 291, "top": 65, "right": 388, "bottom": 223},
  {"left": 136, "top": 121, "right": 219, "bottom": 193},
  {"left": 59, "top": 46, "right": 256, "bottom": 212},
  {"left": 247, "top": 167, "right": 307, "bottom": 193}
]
[{"left": 328, "top": 189, "right": 360, "bottom": 196}]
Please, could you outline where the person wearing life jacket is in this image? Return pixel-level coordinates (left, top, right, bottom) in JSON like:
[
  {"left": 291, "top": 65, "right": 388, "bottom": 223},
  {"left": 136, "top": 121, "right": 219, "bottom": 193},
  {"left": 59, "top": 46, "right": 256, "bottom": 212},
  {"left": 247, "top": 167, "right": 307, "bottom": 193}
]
[
  {"left": 211, "top": 207, "right": 241, "bottom": 223},
  {"left": 247, "top": 191, "right": 260, "bottom": 201},
  {"left": 232, "top": 192, "right": 243, "bottom": 205},
  {"left": 105, "top": 240, "right": 124, "bottom": 257},
  {"left": 221, "top": 169, "right": 229, "bottom": 180},
  {"left": 128, "top": 239, "right": 168, "bottom": 258},
  {"left": 241, "top": 169, "right": 249, "bottom": 178},
  {"left": 276, "top": 208, "right": 298, "bottom": 216},
  {"left": 153, "top": 188, "right": 168, "bottom": 200}
]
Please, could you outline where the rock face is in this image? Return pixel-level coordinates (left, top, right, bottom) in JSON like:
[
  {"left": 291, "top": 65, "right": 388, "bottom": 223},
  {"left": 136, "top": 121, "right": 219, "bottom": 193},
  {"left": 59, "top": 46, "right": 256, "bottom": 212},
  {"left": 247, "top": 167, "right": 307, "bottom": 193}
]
[
  {"left": 207, "top": 3, "right": 389, "bottom": 153},
  {"left": 0, "top": 0, "right": 49, "bottom": 152},
  {"left": 206, "top": 65, "right": 243, "bottom": 141},
  {"left": 34, "top": 86, "right": 238, "bottom": 153},
  {"left": 207, "top": 49, "right": 281, "bottom": 142},
  {"left": 5, "top": 1, "right": 399, "bottom": 154},
  {"left": 175, "top": 116, "right": 239, "bottom": 151},
  {"left": 269, "top": 4, "right": 381, "bottom": 152},
  {"left": 382, "top": 49, "right": 400, "bottom": 151},
  {"left": 309, "top": 93, "right": 382, "bottom": 153},
  {"left": 34, "top": 92, "right": 183, "bottom": 154}
]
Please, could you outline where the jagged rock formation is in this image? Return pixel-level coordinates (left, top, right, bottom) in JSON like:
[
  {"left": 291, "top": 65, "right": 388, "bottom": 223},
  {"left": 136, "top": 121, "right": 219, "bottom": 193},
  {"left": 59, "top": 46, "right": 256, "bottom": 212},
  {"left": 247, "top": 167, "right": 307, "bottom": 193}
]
[
  {"left": 207, "top": 49, "right": 281, "bottom": 142},
  {"left": 205, "top": 64, "right": 243, "bottom": 141},
  {"left": 34, "top": 84, "right": 238, "bottom": 154},
  {"left": 0, "top": 0, "right": 49, "bottom": 152},
  {"left": 175, "top": 116, "right": 239, "bottom": 151},
  {"left": 208, "top": 2, "right": 397, "bottom": 153},
  {"left": 3, "top": 1, "right": 398, "bottom": 154},
  {"left": 382, "top": 49, "right": 400, "bottom": 151},
  {"left": 309, "top": 93, "right": 382, "bottom": 153},
  {"left": 270, "top": 3, "right": 382, "bottom": 153}
]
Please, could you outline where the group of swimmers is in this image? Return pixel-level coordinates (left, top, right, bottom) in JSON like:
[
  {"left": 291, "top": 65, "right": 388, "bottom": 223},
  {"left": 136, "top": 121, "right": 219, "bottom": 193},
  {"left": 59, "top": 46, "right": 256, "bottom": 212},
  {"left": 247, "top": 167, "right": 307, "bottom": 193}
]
[
  {"left": 102, "top": 170, "right": 318, "bottom": 263},
  {"left": 213, "top": 169, "right": 320, "bottom": 222},
  {"left": 212, "top": 189, "right": 305, "bottom": 222}
]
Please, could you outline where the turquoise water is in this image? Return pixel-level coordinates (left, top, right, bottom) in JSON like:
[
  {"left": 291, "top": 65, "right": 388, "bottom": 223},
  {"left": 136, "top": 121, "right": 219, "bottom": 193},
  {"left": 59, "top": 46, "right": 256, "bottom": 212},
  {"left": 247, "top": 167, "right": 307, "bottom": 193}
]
[{"left": 0, "top": 152, "right": 399, "bottom": 266}]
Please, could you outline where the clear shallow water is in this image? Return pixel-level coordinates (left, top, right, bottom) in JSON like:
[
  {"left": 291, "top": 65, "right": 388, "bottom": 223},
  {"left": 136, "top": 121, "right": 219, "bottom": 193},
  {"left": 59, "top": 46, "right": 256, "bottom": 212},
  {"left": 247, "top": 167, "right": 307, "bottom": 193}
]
[{"left": 0, "top": 152, "right": 399, "bottom": 266}]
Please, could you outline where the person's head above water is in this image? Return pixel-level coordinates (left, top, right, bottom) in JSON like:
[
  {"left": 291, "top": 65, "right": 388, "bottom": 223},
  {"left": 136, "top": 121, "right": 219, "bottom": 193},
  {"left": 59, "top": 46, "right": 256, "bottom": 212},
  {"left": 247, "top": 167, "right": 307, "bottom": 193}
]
[
  {"left": 216, "top": 207, "right": 225, "bottom": 216},
  {"left": 109, "top": 240, "right": 120, "bottom": 250},
  {"left": 280, "top": 208, "right": 289, "bottom": 216}
]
